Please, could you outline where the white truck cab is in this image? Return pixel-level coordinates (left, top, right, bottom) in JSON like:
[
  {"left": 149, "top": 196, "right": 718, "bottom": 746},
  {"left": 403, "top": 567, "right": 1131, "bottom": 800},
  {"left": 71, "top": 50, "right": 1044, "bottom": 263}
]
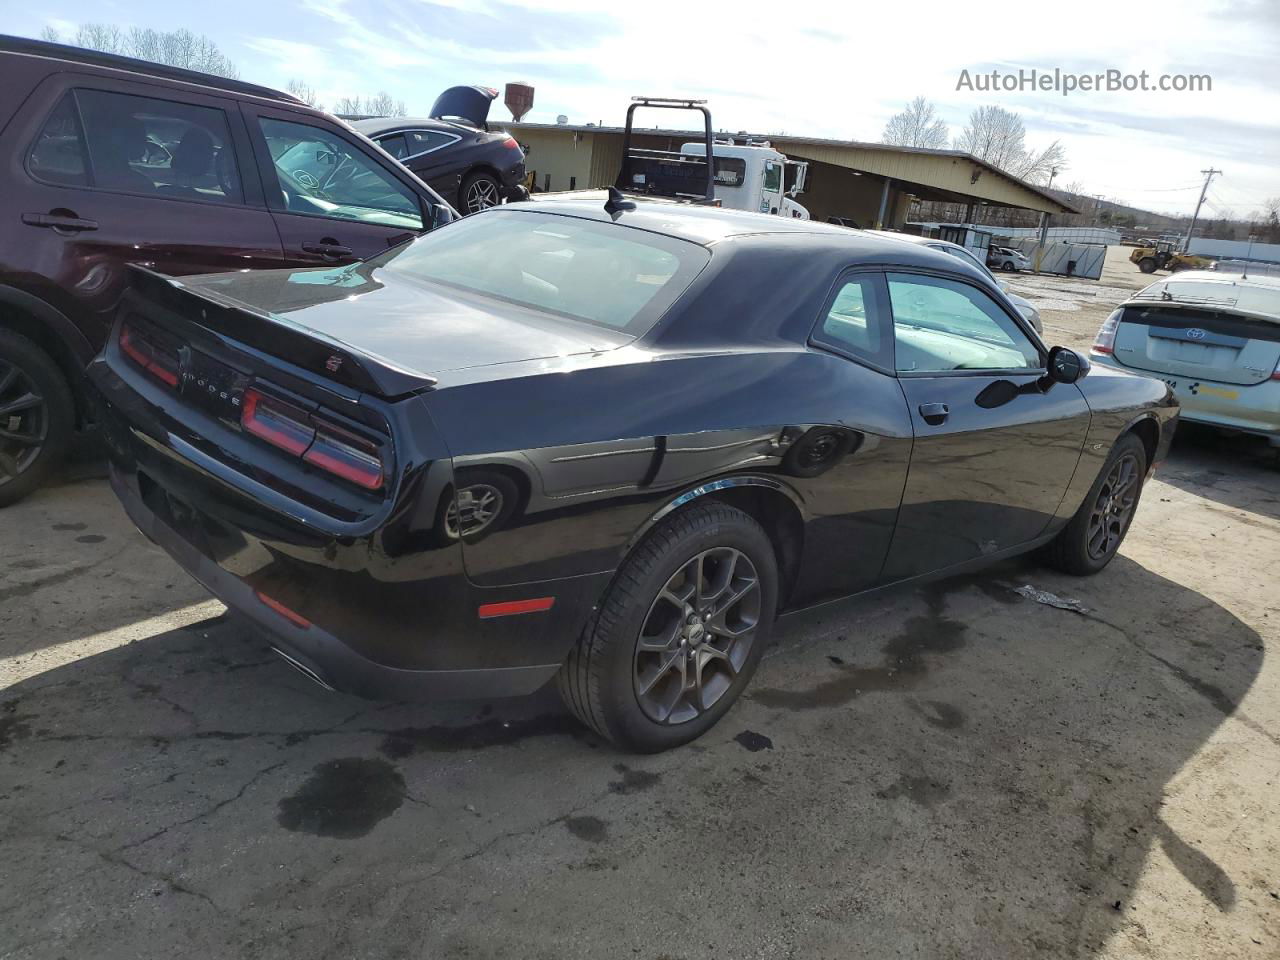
[{"left": 679, "top": 140, "right": 810, "bottom": 219}]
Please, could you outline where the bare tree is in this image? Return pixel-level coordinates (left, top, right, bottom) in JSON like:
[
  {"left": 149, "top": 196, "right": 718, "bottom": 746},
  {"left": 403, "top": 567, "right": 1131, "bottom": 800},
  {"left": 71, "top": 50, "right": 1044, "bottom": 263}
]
[
  {"left": 335, "top": 96, "right": 367, "bottom": 116},
  {"left": 881, "top": 96, "right": 949, "bottom": 149},
  {"left": 39, "top": 23, "right": 239, "bottom": 79},
  {"left": 364, "top": 92, "right": 407, "bottom": 118},
  {"left": 955, "top": 105, "right": 1065, "bottom": 185},
  {"left": 286, "top": 79, "right": 324, "bottom": 111}
]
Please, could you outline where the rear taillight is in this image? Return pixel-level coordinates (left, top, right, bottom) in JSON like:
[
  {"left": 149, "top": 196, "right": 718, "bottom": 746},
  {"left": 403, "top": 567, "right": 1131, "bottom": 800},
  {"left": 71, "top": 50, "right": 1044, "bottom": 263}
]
[
  {"left": 119, "top": 323, "right": 179, "bottom": 387},
  {"left": 502, "top": 136, "right": 519, "bottom": 150},
  {"left": 304, "top": 421, "right": 384, "bottom": 490},
  {"left": 240, "top": 386, "right": 385, "bottom": 491},
  {"left": 1272, "top": 358, "right": 1280, "bottom": 381},
  {"left": 1092, "top": 308, "right": 1122, "bottom": 356}
]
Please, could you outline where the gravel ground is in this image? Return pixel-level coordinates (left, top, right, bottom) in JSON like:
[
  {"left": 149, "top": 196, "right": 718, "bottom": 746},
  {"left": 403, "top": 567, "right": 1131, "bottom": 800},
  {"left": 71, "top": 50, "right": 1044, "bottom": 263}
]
[{"left": 2, "top": 246, "right": 1277, "bottom": 959}]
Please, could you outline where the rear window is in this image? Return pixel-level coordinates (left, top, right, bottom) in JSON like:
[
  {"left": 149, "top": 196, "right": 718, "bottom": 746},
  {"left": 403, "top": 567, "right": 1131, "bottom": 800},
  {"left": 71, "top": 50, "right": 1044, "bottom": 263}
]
[
  {"left": 366, "top": 210, "right": 709, "bottom": 334},
  {"left": 1122, "top": 304, "right": 1280, "bottom": 343}
]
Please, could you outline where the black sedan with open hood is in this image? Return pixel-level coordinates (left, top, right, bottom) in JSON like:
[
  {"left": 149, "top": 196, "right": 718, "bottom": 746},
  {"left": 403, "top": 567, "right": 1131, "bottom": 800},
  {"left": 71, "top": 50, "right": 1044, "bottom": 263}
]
[
  {"left": 88, "top": 198, "right": 1177, "bottom": 752},
  {"left": 353, "top": 86, "right": 527, "bottom": 215}
]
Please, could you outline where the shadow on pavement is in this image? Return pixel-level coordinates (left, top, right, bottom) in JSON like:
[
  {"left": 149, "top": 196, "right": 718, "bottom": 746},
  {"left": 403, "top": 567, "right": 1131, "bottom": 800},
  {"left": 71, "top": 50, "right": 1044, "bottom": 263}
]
[{"left": 0, "top": 552, "right": 1265, "bottom": 958}]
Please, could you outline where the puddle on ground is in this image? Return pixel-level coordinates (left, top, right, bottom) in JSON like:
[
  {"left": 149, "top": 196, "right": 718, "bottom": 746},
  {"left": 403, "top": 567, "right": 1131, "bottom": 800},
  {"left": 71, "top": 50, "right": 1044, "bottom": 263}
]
[{"left": 277, "top": 757, "right": 405, "bottom": 839}]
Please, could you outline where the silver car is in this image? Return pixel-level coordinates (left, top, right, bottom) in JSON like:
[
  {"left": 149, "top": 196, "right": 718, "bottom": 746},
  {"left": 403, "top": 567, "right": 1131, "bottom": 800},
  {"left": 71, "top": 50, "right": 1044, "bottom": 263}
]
[{"left": 1090, "top": 270, "right": 1280, "bottom": 445}]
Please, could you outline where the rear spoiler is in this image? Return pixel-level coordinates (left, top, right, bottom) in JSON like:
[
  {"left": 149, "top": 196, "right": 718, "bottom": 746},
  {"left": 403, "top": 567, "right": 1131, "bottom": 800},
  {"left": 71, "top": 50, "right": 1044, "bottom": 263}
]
[{"left": 124, "top": 266, "right": 437, "bottom": 398}]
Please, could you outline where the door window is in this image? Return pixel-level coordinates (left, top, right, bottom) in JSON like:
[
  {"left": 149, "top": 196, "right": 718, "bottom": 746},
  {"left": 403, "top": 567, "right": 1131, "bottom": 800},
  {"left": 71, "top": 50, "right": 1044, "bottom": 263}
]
[
  {"left": 811, "top": 274, "right": 891, "bottom": 368},
  {"left": 762, "top": 161, "right": 781, "bottom": 193},
  {"left": 258, "top": 117, "right": 423, "bottom": 230},
  {"left": 29, "top": 90, "right": 242, "bottom": 203},
  {"left": 376, "top": 133, "right": 409, "bottom": 160},
  {"left": 887, "top": 273, "right": 1039, "bottom": 373}
]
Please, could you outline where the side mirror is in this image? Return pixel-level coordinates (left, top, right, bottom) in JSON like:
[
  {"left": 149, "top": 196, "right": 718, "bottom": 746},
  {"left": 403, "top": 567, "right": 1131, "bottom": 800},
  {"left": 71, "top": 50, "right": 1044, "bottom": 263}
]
[
  {"left": 1047, "top": 345, "right": 1089, "bottom": 384},
  {"left": 430, "top": 203, "right": 456, "bottom": 230}
]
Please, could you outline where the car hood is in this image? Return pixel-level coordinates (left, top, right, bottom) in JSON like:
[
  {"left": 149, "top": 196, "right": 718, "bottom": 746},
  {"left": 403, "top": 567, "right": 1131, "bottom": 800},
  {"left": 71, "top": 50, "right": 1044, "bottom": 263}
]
[{"left": 177, "top": 264, "right": 631, "bottom": 377}]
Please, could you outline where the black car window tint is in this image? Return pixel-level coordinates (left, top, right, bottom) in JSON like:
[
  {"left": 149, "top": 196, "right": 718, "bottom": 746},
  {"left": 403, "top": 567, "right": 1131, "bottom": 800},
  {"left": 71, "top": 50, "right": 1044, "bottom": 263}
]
[
  {"left": 27, "top": 93, "right": 90, "bottom": 187},
  {"left": 259, "top": 116, "right": 422, "bottom": 231},
  {"left": 887, "top": 273, "right": 1039, "bottom": 374},
  {"left": 72, "top": 89, "right": 243, "bottom": 204},
  {"left": 407, "top": 130, "right": 456, "bottom": 153}
]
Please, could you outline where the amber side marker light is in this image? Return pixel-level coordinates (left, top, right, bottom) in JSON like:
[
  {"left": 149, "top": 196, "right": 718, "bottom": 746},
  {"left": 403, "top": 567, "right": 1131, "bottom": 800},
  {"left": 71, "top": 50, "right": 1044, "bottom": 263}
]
[
  {"left": 256, "top": 590, "right": 312, "bottom": 629},
  {"left": 478, "top": 597, "right": 556, "bottom": 619}
]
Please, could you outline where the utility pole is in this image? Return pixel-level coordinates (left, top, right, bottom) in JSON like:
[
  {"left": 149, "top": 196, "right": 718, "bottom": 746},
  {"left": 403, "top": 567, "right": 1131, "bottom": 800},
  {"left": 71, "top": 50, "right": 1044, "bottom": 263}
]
[
  {"left": 1034, "top": 166, "right": 1061, "bottom": 274},
  {"left": 1184, "top": 168, "right": 1222, "bottom": 253}
]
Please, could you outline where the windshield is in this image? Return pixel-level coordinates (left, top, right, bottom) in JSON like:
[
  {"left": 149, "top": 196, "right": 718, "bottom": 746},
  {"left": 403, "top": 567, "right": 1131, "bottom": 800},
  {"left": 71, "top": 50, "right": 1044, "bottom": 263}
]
[{"left": 365, "top": 210, "right": 710, "bottom": 334}]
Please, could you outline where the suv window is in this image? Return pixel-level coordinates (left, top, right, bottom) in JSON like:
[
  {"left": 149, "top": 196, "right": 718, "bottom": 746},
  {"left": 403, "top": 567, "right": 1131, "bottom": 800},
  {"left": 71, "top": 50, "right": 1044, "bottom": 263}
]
[
  {"left": 29, "top": 90, "right": 242, "bottom": 203},
  {"left": 406, "top": 130, "right": 458, "bottom": 155},
  {"left": 811, "top": 273, "right": 891, "bottom": 368},
  {"left": 259, "top": 117, "right": 422, "bottom": 230},
  {"left": 28, "top": 94, "right": 90, "bottom": 186},
  {"left": 888, "top": 273, "right": 1039, "bottom": 373}
]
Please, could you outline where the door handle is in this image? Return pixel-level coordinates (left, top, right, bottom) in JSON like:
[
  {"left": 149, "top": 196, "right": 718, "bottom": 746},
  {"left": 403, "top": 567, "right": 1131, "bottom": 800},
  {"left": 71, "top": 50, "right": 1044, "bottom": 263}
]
[
  {"left": 918, "top": 402, "right": 950, "bottom": 425},
  {"left": 301, "top": 241, "right": 354, "bottom": 258},
  {"left": 22, "top": 213, "right": 98, "bottom": 232}
]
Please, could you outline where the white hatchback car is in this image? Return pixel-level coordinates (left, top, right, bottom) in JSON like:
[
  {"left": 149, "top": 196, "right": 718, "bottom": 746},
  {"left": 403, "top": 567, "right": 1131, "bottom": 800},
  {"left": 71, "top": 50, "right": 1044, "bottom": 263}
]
[{"left": 1091, "top": 271, "right": 1280, "bottom": 445}]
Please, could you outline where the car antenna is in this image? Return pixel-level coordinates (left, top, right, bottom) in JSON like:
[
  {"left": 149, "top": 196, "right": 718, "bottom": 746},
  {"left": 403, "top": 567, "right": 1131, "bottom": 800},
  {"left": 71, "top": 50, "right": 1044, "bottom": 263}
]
[{"left": 604, "top": 185, "right": 636, "bottom": 218}]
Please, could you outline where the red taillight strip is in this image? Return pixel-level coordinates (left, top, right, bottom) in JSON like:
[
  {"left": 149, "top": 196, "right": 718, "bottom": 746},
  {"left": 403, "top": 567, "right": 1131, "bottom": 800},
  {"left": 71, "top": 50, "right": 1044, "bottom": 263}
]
[
  {"left": 478, "top": 597, "right": 555, "bottom": 619},
  {"left": 119, "top": 325, "right": 179, "bottom": 387},
  {"left": 256, "top": 590, "right": 312, "bottom": 629},
  {"left": 241, "top": 389, "right": 315, "bottom": 456}
]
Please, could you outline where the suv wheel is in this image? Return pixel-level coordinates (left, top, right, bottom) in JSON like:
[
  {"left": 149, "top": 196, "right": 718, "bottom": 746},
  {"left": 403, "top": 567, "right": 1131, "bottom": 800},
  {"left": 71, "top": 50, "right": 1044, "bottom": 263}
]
[
  {"left": 0, "top": 330, "right": 74, "bottom": 507},
  {"left": 557, "top": 501, "right": 778, "bottom": 752},
  {"left": 461, "top": 171, "right": 502, "bottom": 214}
]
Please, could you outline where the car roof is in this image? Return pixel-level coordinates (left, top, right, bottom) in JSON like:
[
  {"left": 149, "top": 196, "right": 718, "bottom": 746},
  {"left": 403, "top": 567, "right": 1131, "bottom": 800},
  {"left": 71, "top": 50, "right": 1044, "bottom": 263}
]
[
  {"left": 1129, "top": 271, "right": 1280, "bottom": 323},
  {"left": 0, "top": 34, "right": 302, "bottom": 106},
  {"left": 351, "top": 117, "right": 471, "bottom": 137}
]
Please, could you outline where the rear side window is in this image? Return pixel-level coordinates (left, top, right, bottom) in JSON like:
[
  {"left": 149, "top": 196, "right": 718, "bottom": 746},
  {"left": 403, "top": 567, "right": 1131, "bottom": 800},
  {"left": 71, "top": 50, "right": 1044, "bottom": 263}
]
[
  {"left": 28, "top": 94, "right": 90, "bottom": 186},
  {"left": 712, "top": 157, "right": 746, "bottom": 187},
  {"left": 368, "top": 210, "right": 709, "bottom": 334},
  {"left": 810, "top": 273, "right": 892, "bottom": 369},
  {"left": 377, "top": 134, "right": 408, "bottom": 160},
  {"left": 406, "top": 130, "right": 458, "bottom": 154},
  {"left": 33, "top": 90, "right": 244, "bottom": 203}
]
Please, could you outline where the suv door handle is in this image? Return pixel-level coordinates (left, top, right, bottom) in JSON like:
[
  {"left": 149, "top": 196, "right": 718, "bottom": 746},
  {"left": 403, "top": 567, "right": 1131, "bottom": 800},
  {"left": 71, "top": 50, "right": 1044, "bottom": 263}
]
[
  {"left": 918, "top": 402, "right": 950, "bottom": 425},
  {"left": 22, "top": 213, "right": 98, "bottom": 232},
  {"left": 302, "top": 241, "right": 354, "bottom": 258}
]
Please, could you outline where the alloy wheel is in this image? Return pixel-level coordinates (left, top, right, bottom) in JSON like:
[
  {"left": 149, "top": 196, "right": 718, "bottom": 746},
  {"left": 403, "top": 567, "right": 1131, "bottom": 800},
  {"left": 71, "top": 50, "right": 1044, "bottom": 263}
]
[
  {"left": 633, "top": 547, "right": 761, "bottom": 724},
  {"left": 465, "top": 178, "right": 501, "bottom": 213},
  {"left": 0, "top": 359, "right": 48, "bottom": 489},
  {"left": 1087, "top": 453, "right": 1140, "bottom": 560}
]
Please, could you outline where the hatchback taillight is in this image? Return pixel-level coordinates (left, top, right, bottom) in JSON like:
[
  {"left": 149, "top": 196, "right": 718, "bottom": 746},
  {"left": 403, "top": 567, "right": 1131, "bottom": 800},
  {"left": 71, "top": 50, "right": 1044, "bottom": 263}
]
[
  {"left": 119, "top": 323, "right": 179, "bottom": 387},
  {"left": 241, "top": 387, "right": 386, "bottom": 491},
  {"left": 502, "top": 136, "right": 519, "bottom": 150},
  {"left": 1092, "top": 308, "right": 1122, "bottom": 356}
]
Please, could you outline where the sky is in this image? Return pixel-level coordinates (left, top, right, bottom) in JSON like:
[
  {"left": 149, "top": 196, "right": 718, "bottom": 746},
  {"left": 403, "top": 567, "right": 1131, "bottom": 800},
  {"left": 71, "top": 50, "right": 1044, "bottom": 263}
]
[{"left": 8, "top": 0, "right": 1279, "bottom": 217}]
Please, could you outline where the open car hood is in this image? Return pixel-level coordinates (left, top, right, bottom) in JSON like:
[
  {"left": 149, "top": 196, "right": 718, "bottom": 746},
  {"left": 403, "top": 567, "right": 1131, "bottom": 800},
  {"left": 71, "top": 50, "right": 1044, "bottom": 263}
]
[{"left": 429, "top": 85, "right": 498, "bottom": 127}]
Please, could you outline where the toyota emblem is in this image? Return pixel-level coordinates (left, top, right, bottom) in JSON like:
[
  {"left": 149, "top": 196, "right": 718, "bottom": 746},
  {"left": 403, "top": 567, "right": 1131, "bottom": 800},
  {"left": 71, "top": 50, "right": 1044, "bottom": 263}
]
[{"left": 1186, "top": 328, "right": 1206, "bottom": 340}]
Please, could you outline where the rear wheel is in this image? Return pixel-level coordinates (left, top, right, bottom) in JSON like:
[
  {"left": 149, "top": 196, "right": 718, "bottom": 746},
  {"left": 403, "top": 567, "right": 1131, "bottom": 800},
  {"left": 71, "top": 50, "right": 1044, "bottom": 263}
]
[
  {"left": 0, "top": 330, "right": 74, "bottom": 508},
  {"left": 1137, "top": 257, "right": 1157, "bottom": 273},
  {"left": 1043, "top": 433, "right": 1147, "bottom": 575},
  {"left": 557, "top": 501, "right": 778, "bottom": 752},
  {"left": 460, "top": 171, "right": 502, "bottom": 214}
]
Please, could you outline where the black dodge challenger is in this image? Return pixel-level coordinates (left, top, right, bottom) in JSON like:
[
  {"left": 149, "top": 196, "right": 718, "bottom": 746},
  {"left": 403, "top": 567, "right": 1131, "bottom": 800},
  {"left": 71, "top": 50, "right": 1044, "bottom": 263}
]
[{"left": 88, "top": 198, "right": 1178, "bottom": 751}]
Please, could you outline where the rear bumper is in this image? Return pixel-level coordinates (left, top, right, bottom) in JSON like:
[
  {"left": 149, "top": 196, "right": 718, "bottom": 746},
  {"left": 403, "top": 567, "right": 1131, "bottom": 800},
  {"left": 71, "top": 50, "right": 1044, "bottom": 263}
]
[{"left": 110, "top": 464, "right": 564, "bottom": 699}]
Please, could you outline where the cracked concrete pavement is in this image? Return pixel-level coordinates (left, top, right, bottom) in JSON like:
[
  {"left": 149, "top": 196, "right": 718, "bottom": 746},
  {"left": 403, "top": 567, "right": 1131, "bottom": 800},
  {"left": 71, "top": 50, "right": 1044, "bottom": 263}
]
[{"left": 2, "top": 247, "right": 1279, "bottom": 958}]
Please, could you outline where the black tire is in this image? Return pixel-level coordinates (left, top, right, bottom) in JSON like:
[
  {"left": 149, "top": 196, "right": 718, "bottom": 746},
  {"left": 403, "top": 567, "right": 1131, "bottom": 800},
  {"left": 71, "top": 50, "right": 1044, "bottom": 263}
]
[
  {"left": 0, "top": 330, "right": 75, "bottom": 508},
  {"left": 1000, "top": 261, "right": 1017, "bottom": 272},
  {"left": 459, "top": 171, "right": 502, "bottom": 215},
  {"left": 1137, "top": 257, "right": 1157, "bottom": 274},
  {"left": 1042, "top": 433, "right": 1147, "bottom": 576},
  {"left": 557, "top": 501, "right": 778, "bottom": 752}
]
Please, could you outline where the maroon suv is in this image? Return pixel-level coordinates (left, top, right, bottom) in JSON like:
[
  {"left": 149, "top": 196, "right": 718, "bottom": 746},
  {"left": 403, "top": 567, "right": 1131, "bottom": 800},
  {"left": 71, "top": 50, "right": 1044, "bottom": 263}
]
[{"left": 0, "top": 34, "right": 453, "bottom": 505}]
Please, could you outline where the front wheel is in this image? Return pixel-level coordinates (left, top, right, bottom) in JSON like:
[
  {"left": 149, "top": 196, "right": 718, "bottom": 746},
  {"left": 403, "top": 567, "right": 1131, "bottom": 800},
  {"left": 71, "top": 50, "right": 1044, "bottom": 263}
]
[
  {"left": 557, "top": 501, "right": 778, "bottom": 752},
  {"left": 1042, "top": 433, "right": 1147, "bottom": 575},
  {"left": 1137, "top": 257, "right": 1157, "bottom": 274}
]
